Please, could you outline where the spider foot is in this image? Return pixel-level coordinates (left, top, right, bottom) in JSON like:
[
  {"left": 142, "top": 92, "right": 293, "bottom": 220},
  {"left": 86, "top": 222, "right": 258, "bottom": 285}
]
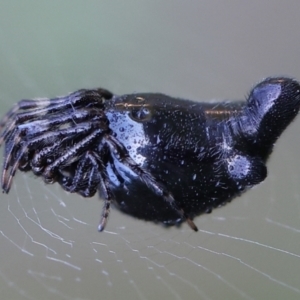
[
  {"left": 98, "top": 199, "right": 111, "bottom": 232},
  {"left": 185, "top": 214, "right": 198, "bottom": 231}
]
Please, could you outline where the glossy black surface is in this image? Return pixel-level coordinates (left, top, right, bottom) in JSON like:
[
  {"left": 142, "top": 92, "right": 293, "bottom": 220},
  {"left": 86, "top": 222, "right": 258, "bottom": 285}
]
[{"left": 1, "top": 77, "right": 300, "bottom": 231}]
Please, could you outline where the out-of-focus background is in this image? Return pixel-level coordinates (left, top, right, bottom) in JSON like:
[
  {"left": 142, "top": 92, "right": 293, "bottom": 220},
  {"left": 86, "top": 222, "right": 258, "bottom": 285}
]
[{"left": 0, "top": 1, "right": 300, "bottom": 300}]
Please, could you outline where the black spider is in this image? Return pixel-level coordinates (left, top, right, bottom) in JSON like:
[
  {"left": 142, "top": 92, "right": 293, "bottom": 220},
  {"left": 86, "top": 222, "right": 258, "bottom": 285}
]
[{"left": 1, "top": 77, "right": 300, "bottom": 232}]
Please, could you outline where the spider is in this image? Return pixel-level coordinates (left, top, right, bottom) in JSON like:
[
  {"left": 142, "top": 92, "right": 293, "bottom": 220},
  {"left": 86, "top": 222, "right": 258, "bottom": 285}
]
[{"left": 1, "top": 77, "right": 300, "bottom": 232}]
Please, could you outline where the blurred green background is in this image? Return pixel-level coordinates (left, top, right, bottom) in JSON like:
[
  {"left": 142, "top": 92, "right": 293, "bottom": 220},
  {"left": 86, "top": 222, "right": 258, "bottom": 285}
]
[{"left": 0, "top": 1, "right": 300, "bottom": 300}]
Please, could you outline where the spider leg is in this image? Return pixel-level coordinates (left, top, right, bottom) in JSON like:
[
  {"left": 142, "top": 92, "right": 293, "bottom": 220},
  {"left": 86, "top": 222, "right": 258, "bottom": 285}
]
[
  {"left": 104, "top": 134, "right": 175, "bottom": 201},
  {"left": 92, "top": 152, "right": 113, "bottom": 232},
  {"left": 42, "top": 127, "right": 107, "bottom": 184},
  {"left": 98, "top": 189, "right": 111, "bottom": 232},
  {"left": 3, "top": 107, "right": 106, "bottom": 164},
  {"left": 29, "top": 118, "right": 106, "bottom": 172},
  {"left": 0, "top": 107, "right": 54, "bottom": 146},
  {"left": 0, "top": 98, "right": 54, "bottom": 134},
  {"left": 31, "top": 141, "right": 62, "bottom": 174},
  {"left": 63, "top": 151, "right": 113, "bottom": 232},
  {"left": 103, "top": 134, "right": 198, "bottom": 230},
  {"left": 0, "top": 106, "right": 106, "bottom": 148},
  {"left": 0, "top": 88, "right": 113, "bottom": 146},
  {"left": 1, "top": 121, "right": 104, "bottom": 193},
  {"left": 0, "top": 91, "right": 92, "bottom": 129},
  {"left": 58, "top": 151, "right": 99, "bottom": 196},
  {"left": 0, "top": 87, "right": 112, "bottom": 119},
  {"left": 57, "top": 150, "right": 112, "bottom": 231},
  {"left": 1, "top": 128, "right": 23, "bottom": 189}
]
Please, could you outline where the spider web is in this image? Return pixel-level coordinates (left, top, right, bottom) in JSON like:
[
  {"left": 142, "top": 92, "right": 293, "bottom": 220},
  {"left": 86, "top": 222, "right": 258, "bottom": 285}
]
[
  {"left": 1, "top": 1, "right": 300, "bottom": 300},
  {"left": 1, "top": 126, "right": 300, "bottom": 300}
]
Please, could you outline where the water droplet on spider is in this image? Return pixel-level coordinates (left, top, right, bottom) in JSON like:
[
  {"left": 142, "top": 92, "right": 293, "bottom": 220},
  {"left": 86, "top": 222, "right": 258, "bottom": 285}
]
[{"left": 119, "top": 127, "right": 125, "bottom": 132}]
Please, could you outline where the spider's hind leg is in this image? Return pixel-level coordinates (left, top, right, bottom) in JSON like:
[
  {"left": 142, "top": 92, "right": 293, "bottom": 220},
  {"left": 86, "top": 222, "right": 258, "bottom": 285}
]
[{"left": 103, "top": 135, "right": 198, "bottom": 231}]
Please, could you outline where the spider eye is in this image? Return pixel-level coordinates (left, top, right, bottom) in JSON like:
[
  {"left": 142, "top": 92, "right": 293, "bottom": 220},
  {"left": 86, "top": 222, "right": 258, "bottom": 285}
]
[{"left": 129, "top": 106, "right": 152, "bottom": 122}]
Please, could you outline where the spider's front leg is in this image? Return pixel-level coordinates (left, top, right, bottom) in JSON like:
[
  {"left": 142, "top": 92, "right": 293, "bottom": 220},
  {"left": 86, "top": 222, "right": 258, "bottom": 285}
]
[
  {"left": 0, "top": 87, "right": 114, "bottom": 193},
  {"left": 42, "top": 129, "right": 106, "bottom": 183},
  {"left": 0, "top": 88, "right": 113, "bottom": 145},
  {"left": 57, "top": 150, "right": 113, "bottom": 231},
  {"left": 1, "top": 116, "right": 108, "bottom": 193},
  {"left": 58, "top": 151, "right": 102, "bottom": 197}
]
